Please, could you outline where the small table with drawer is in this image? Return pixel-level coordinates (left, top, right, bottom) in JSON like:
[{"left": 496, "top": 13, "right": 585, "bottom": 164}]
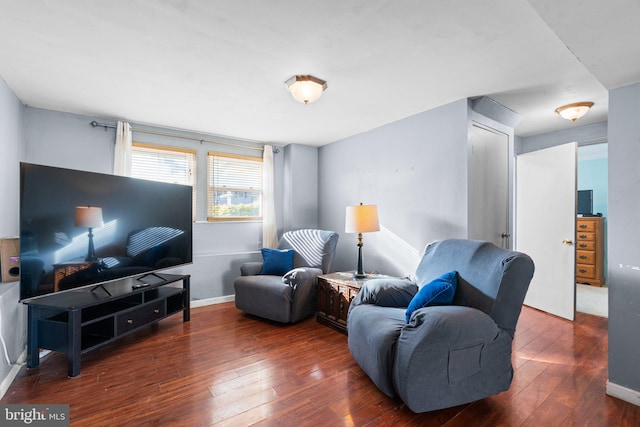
[{"left": 316, "top": 272, "right": 398, "bottom": 335}]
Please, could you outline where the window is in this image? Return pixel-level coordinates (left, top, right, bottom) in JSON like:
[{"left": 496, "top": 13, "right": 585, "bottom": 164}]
[
  {"left": 131, "top": 143, "right": 196, "bottom": 218},
  {"left": 208, "top": 152, "right": 262, "bottom": 221}
]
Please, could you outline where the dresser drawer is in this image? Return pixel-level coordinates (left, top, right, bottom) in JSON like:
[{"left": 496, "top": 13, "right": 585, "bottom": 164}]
[
  {"left": 116, "top": 300, "right": 165, "bottom": 335},
  {"left": 577, "top": 221, "right": 596, "bottom": 232},
  {"left": 576, "top": 241, "right": 595, "bottom": 251},
  {"left": 576, "top": 251, "right": 595, "bottom": 265},
  {"left": 576, "top": 232, "right": 595, "bottom": 242},
  {"left": 576, "top": 264, "right": 596, "bottom": 279}
]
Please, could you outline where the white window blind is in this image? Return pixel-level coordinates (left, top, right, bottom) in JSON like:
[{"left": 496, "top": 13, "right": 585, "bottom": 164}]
[
  {"left": 131, "top": 143, "right": 196, "bottom": 218},
  {"left": 208, "top": 152, "right": 262, "bottom": 221}
]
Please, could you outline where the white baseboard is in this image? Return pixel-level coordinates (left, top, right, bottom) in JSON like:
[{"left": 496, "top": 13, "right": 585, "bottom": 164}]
[
  {"left": 0, "top": 349, "right": 26, "bottom": 400},
  {"left": 606, "top": 380, "right": 640, "bottom": 407},
  {"left": 190, "top": 294, "right": 235, "bottom": 308}
]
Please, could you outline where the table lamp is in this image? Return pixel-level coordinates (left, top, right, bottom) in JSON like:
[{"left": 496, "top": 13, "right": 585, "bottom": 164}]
[
  {"left": 345, "top": 203, "right": 380, "bottom": 279},
  {"left": 75, "top": 206, "right": 103, "bottom": 261}
]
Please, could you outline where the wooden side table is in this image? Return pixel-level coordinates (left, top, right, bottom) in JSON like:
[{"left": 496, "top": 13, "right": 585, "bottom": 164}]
[{"left": 316, "top": 272, "right": 397, "bottom": 335}]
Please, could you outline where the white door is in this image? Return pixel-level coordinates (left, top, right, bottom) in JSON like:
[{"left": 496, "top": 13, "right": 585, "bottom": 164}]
[
  {"left": 516, "top": 143, "right": 576, "bottom": 320},
  {"left": 469, "top": 124, "right": 510, "bottom": 248}
]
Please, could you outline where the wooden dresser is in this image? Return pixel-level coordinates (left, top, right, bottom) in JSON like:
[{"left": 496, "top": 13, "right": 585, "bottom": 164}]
[{"left": 576, "top": 216, "right": 605, "bottom": 287}]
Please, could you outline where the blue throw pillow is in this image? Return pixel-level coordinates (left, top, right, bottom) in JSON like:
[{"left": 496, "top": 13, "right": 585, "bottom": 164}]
[
  {"left": 405, "top": 270, "right": 457, "bottom": 323},
  {"left": 260, "top": 248, "right": 294, "bottom": 275}
]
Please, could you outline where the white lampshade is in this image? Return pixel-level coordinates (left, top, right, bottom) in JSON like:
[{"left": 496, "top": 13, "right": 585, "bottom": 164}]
[
  {"left": 555, "top": 102, "right": 593, "bottom": 122},
  {"left": 75, "top": 206, "right": 103, "bottom": 228},
  {"left": 285, "top": 75, "right": 327, "bottom": 104},
  {"left": 345, "top": 204, "right": 380, "bottom": 234}
]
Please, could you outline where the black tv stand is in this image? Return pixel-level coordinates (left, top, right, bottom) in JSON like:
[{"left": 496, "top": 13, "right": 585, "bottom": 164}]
[
  {"left": 25, "top": 273, "right": 190, "bottom": 377},
  {"left": 90, "top": 283, "right": 112, "bottom": 297}
]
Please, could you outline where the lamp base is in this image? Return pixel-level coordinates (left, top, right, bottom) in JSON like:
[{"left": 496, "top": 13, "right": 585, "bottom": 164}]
[{"left": 354, "top": 238, "right": 366, "bottom": 279}]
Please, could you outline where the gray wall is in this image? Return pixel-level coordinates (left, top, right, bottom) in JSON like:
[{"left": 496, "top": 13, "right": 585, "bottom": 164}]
[
  {"left": 23, "top": 108, "right": 113, "bottom": 173},
  {"left": 516, "top": 121, "right": 607, "bottom": 154},
  {"left": 0, "top": 79, "right": 23, "bottom": 236},
  {"left": 283, "top": 144, "right": 319, "bottom": 231},
  {"left": 607, "top": 82, "right": 640, "bottom": 394},
  {"left": 0, "top": 79, "right": 26, "bottom": 392},
  {"left": 318, "top": 99, "right": 470, "bottom": 277}
]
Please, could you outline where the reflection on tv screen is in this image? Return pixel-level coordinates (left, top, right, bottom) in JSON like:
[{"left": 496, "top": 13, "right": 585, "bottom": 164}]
[{"left": 20, "top": 163, "right": 193, "bottom": 301}]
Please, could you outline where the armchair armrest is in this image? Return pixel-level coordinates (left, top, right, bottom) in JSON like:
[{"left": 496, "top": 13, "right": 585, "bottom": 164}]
[
  {"left": 240, "top": 262, "right": 263, "bottom": 276},
  {"left": 282, "top": 267, "right": 323, "bottom": 289},
  {"left": 283, "top": 267, "right": 323, "bottom": 323},
  {"left": 393, "top": 305, "right": 514, "bottom": 412},
  {"left": 348, "top": 278, "right": 417, "bottom": 316},
  {"left": 401, "top": 305, "right": 501, "bottom": 350}
]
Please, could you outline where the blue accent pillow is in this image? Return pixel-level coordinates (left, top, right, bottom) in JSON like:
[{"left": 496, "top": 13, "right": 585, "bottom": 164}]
[
  {"left": 260, "top": 248, "right": 294, "bottom": 275},
  {"left": 405, "top": 270, "right": 457, "bottom": 323}
]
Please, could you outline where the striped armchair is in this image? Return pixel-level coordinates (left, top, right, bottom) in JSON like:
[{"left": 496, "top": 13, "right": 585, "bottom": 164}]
[{"left": 234, "top": 229, "right": 339, "bottom": 323}]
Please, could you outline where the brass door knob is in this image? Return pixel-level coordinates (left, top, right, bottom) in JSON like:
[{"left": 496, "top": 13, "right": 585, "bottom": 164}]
[{"left": 562, "top": 239, "right": 573, "bottom": 245}]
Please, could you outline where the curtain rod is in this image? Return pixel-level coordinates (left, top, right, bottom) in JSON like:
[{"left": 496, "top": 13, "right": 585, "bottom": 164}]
[{"left": 90, "top": 121, "right": 280, "bottom": 153}]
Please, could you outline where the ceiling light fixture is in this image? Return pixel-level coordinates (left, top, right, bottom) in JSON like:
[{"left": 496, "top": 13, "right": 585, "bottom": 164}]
[
  {"left": 285, "top": 75, "right": 327, "bottom": 104},
  {"left": 555, "top": 102, "right": 594, "bottom": 122}
]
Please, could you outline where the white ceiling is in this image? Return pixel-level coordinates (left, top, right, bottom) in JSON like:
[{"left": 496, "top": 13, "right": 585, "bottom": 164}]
[{"left": 0, "top": 0, "right": 638, "bottom": 147}]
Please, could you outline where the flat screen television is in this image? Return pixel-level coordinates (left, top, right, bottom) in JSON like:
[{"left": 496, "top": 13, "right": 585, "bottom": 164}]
[
  {"left": 19, "top": 162, "right": 193, "bottom": 301},
  {"left": 577, "top": 189, "right": 593, "bottom": 216}
]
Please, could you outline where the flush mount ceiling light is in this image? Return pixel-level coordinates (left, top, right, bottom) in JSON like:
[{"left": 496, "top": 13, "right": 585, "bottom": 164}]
[
  {"left": 555, "top": 102, "right": 594, "bottom": 122},
  {"left": 284, "top": 75, "right": 327, "bottom": 104}
]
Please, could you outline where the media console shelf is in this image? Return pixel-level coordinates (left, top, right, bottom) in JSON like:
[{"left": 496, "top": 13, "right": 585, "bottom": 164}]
[{"left": 25, "top": 273, "right": 190, "bottom": 377}]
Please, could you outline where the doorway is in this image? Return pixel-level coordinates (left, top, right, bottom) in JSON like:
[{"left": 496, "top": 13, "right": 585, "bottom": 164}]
[
  {"left": 576, "top": 143, "right": 608, "bottom": 317},
  {"left": 516, "top": 143, "right": 577, "bottom": 321}
]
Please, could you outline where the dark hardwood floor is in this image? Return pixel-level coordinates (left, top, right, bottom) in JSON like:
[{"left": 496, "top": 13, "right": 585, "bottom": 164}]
[{"left": 2, "top": 303, "right": 638, "bottom": 426}]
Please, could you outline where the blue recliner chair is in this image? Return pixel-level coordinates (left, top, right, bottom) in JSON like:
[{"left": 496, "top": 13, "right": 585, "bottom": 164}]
[{"left": 347, "top": 239, "right": 534, "bottom": 413}]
